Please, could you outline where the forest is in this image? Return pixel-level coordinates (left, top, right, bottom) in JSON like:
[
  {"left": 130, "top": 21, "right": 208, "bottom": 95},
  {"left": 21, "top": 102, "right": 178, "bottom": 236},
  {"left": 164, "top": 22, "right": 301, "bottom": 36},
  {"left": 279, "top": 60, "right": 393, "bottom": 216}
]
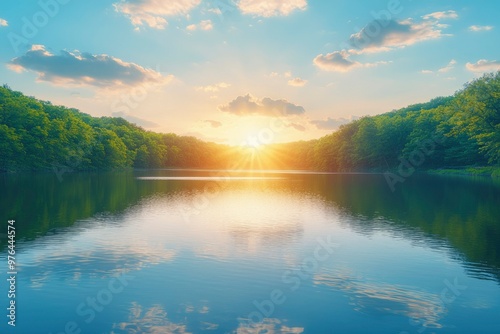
[{"left": 0, "top": 72, "right": 499, "bottom": 173}]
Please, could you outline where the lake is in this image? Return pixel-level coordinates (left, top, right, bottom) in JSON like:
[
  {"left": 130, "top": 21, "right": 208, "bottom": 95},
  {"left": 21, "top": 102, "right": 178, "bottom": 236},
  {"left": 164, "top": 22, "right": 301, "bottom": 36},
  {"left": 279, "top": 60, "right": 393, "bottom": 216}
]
[{"left": 1, "top": 170, "right": 499, "bottom": 334}]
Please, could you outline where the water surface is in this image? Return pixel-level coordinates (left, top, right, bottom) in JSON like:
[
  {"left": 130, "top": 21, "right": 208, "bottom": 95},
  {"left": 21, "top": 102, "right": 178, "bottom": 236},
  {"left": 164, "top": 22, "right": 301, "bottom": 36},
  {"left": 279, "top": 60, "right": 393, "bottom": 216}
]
[{"left": 1, "top": 170, "right": 499, "bottom": 333}]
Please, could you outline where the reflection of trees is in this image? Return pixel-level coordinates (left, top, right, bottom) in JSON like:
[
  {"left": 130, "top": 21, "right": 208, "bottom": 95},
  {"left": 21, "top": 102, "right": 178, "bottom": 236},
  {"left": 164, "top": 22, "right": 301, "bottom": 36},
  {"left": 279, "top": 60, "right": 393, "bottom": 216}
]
[
  {"left": 302, "top": 173, "right": 500, "bottom": 283},
  {"left": 3, "top": 171, "right": 499, "bottom": 282}
]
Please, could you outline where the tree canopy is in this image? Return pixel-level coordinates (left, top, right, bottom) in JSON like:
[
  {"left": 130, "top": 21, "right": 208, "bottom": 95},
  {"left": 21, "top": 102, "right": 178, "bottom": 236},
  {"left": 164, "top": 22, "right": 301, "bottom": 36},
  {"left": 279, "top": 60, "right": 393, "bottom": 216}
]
[{"left": 0, "top": 72, "right": 499, "bottom": 173}]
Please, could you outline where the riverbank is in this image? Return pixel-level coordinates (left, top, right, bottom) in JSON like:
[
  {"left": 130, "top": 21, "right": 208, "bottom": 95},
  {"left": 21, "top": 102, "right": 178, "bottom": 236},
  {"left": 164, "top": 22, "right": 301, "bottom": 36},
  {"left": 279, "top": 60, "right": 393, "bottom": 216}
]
[{"left": 427, "top": 167, "right": 500, "bottom": 178}]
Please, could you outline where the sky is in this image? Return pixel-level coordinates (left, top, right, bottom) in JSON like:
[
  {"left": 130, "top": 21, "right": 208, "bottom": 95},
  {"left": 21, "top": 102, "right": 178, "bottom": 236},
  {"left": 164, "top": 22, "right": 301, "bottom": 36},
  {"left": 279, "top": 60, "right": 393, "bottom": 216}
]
[{"left": 0, "top": 0, "right": 499, "bottom": 146}]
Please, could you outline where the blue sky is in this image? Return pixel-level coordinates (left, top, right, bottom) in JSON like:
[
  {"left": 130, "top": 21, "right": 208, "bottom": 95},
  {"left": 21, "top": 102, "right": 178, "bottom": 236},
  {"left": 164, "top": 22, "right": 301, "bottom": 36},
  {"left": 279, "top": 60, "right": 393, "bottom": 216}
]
[{"left": 0, "top": 0, "right": 499, "bottom": 145}]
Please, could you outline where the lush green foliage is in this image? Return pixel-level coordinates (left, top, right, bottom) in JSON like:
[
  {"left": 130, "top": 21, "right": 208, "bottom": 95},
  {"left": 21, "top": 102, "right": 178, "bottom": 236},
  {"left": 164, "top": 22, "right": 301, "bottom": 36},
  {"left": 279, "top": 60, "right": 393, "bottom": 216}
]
[
  {"left": 303, "top": 72, "right": 499, "bottom": 171},
  {"left": 0, "top": 72, "right": 499, "bottom": 172}
]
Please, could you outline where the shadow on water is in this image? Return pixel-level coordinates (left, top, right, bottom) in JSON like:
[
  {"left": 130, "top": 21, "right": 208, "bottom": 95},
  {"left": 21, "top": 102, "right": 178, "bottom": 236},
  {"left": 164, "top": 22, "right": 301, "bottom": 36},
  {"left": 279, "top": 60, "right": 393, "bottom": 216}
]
[{"left": 1, "top": 170, "right": 499, "bottom": 283}]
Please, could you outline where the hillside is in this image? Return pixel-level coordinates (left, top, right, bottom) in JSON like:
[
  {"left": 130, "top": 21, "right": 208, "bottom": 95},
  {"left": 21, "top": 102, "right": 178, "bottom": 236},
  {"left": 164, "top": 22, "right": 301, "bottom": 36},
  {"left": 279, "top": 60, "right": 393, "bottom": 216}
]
[{"left": 0, "top": 72, "right": 499, "bottom": 173}]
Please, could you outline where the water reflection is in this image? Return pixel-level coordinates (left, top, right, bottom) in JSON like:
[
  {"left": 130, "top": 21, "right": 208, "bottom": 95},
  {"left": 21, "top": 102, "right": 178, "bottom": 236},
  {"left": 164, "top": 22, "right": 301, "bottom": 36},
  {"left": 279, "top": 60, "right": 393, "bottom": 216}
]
[
  {"left": 112, "top": 303, "right": 190, "bottom": 334},
  {"left": 1, "top": 171, "right": 500, "bottom": 333},
  {"left": 235, "top": 318, "right": 304, "bottom": 334},
  {"left": 314, "top": 268, "right": 446, "bottom": 328}
]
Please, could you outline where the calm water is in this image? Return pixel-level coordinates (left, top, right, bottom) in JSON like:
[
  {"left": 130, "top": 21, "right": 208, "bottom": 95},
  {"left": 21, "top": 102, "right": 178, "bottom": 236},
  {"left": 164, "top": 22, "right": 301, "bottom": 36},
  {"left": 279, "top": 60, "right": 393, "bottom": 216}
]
[{"left": 1, "top": 170, "right": 500, "bottom": 334}]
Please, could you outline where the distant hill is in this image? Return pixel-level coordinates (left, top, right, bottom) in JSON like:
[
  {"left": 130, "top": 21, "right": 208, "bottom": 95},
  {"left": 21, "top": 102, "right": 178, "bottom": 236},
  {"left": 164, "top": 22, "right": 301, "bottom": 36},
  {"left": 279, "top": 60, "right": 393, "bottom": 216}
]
[{"left": 1, "top": 72, "right": 499, "bottom": 173}]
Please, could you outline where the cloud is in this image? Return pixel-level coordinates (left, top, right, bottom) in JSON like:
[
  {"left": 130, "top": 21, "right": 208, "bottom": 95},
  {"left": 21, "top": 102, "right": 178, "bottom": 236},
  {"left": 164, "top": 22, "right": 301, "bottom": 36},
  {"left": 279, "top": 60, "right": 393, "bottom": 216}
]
[
  {"left": 219, "top": 94, "right": 305, "bottom": 117},
  {"left": 313, "top": 51, "right": 389, "bottom": 72},
  {"left": 438, "top": 59, "right": 456, "bottom": 73},
  {"left": 238, "top": 0, "right": 307, "bottom": 17},
  {"left": 314, "top": 51, "right": 360, "bottom": 72},
  {"left": 204, "top": 120, "right": 222, "bottom": 128},
  {"left": 114, "top": 0, "right": 201, "bottom": 29},
  {"left": 8, "top": 45, "right": 173, "bottom": 88},
  {"left": 314, "top": 12, "right": 454, "bottom": 72},
  {"left": 466, "top": 59, "right": 500, "bottom": 73},
  {"left": 311, "top": 116, "right": 357, "bottom": 130},
  {"left": 196, "top": 82, "right": 231, "bottom": 93},
  {"left": 0, "top": 18, "right": 8, "bottom": 27},
  {"left": 421, "top": 70, "right": 433, "bottom": 74},
  {"left": 186, "top": 19, "right": 213, "bottom": 31},
  {"left": 349, "top": 18, "right": 448, "bottom": 54},
  {"left": 287, "top": 123, "right": 306, "bottom": 131},
  {"left": 469, "top": 25, "right": 493, "bottom": 32},
  {"left": 422, "top": 10, "right": 458, "bottom": 20},
  {"left": 111, "top": 112, "right": 160, "bottom": 127},
  {"left": 288, "top": 77, "right": 307, "bottom": 87}
]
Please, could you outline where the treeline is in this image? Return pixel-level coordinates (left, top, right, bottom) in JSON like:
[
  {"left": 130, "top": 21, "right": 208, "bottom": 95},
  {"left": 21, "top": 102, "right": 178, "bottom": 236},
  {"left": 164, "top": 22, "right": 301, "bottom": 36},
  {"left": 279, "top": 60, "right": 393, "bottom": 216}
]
[
  {"left": 263, "top": 72, "right": 499, "bottom": 171},
  {"left": 0, "top": 86, "right": 235, "bottom": 171},
  {"left": 0, "top": 72, "right": 499, "bottom": 172}
]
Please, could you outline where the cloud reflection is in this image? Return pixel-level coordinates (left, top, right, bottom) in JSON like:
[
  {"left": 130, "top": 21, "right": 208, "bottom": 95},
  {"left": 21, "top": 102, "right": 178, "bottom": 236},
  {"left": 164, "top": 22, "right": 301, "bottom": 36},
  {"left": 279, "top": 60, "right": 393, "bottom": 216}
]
[
  {"left": 112, "top": 302, "right": 190, "bottom": 334},
  {"left": 314, "top": 269, "right": 446, "bottom": 328},
  {"left": 235, "top": 318, "right": 304, "bottom": 334}
]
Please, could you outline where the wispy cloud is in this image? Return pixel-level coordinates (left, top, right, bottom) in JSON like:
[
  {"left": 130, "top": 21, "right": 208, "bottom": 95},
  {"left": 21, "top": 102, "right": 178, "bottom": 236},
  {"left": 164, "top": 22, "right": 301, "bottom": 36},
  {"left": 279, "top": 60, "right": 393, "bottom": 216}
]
[
  {"left": 196, "top": 82, "right": 231, "bottom": 93},
  {"left": 469, "top": 25, "right": 493, "bottom": 32},
  {"left": 114, "top": 0, "right": 201, "bottom": 30},
  {"left": 438, "top": 59, "right": 456, "bottom": 73},
  {"left": 288, "top": 77, "right": 308, "bottom": 87},
  {"left": 0, "top": 18, "right": 8, "bottom": 27},
  {"left": 238, "top": 0, "right": 307, "bottom": 17},
  {"left": 313, "top": 51, "right": 389, "bottom": 73},
  {"left": 204, "top": 120, "right": 222, "bottom": 128},
  {"left": 219, "top": 94, "right": 305, "bottom": 117},
  {"left": 466, "top": 59, "right": 500, "bottom": 73},
  {"left": 349, "top": 18, "right": 450, "bottom": 54},
  {"left": 422, "top": 10, "right": 458, "bottom": 20},
  {"left": 8, "top": 45, "right": 173, "bottom": 89},
  {"left": 287, "top": 122, "right": 306, "bottom": 131},
  {"left": 311, "top": 116, "right": 358, "bottom": 130},
  {"left": 315, "top": 12, "right": 453, "bottom": 73},
  {"left": 186, "top": 20, "right": 213, "bottom": 31}
]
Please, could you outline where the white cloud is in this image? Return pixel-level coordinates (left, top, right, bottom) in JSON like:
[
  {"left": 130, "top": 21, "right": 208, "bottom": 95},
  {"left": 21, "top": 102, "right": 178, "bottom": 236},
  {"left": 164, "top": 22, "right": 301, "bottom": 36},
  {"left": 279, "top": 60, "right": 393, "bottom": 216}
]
[
  {"left": 422, "top": 10, "right": 458, "bottom": 20},
  {"left": 466, "top": 59, "right": 500, "bottom": 73},
  {"left": 288, "top": 77, "right": 307, "bottom": 87},
  {"left": 219, "top": 94, "right": 305, "bottom": 116},
  {"left": 469, "top": 25, "right": 493, "bottom": 32},
  {"left": 196, "top": 82, "right": 230, "bottom": 93},
  {"left": 349, "top": 18, "right": 449, "bottom": 54},
  {"left": 8, "top": 45, "right": 173, "bottom": 89},
  {"left": 186, "top": 19, "right": 213, "bottom": 31},
  {"left": 421, "top": 70, "right": 433, "bottom": 74},
  {"left": 315, "top": 13, "right": 453, "bottom": 72},
  {"left": 438, "top": 59, "right": 456, "bottom": 73},
  {"left": 238, "top": 0, "right": 307, "bottom": 17},
  {"left": 0, "top": 18, "right": 8, "bottom": 27},
  {"left": 114, "top": 0, "right": 201, "bottom": 29},
  {"left": 313, "top": 51, "right": 389, "bottom": 72}
]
